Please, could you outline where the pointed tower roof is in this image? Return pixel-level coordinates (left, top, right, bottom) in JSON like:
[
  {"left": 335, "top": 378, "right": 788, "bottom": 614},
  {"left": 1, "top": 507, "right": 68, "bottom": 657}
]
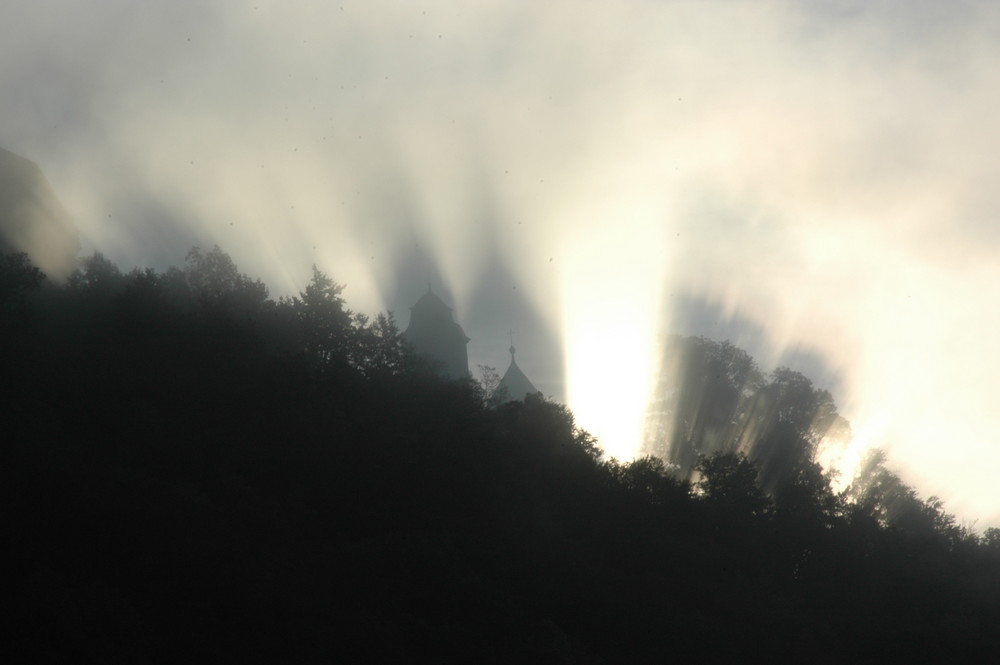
[
  {"left": 410, "top": 283, "right": 455, "bottom": 319},
  {"left": 402, "top": 284, "right": 470, "bottom": 379},
  {"left": 498, "top": 343, "right": 540, "bottom": 403}
]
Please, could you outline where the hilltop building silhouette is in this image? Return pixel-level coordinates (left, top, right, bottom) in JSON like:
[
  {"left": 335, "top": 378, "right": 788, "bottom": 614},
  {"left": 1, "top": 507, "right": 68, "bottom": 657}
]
[
  {"left": 498, "top": 342, "right": 540, "bottom": 403},
  {"left": 403, "top": 285, "right": 470, "bottom": 379},
  {"left": 402, "top": 286, "right": 542, "bottom": 400}
]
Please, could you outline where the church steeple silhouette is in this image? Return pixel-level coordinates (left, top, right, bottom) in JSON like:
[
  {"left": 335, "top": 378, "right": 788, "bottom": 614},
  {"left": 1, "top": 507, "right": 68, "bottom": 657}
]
[
  {"left": 402, "top": 284, "right": 470, "bottom": 379},
  {"left": 497, "top": 330, "right": 540, "bottom": 402}
]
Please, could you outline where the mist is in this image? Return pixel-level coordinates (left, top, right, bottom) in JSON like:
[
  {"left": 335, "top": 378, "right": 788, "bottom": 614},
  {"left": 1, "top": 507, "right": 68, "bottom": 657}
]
[{"left": 4, "top": 0, "right": 1000, "bottom": 526}]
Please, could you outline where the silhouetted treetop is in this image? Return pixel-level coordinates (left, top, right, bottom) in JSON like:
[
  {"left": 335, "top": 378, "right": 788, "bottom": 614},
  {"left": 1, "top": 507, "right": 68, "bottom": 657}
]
[
  {"left": 287, "top": 265, "right": 352, "bottom": 366},
  {"left": 695, "top": 451, "right": 772, "bottom": 519},
  {"left": 184, "top": 244, "right": 269, "bottom": 311},
  {"left": 0, "top": 251, "right": 44, "bottom": 312},
  {"left": 644, "top": 336, "right": 851, "bottom": 499},
  {"left": 67, "top": 252, "right": 122, "bottom": 294}
]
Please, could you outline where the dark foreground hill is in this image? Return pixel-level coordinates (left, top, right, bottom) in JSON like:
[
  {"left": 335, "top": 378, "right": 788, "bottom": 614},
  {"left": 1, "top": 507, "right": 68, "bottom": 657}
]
[{"left": 3, "top": 248, "right": 999, "bottom": 663}]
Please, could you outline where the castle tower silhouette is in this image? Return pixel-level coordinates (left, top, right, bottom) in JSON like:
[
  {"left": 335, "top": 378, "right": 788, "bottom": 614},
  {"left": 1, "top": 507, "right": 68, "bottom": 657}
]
[{"left": 402, "top": 285, "right": 470, "bottom": 379}]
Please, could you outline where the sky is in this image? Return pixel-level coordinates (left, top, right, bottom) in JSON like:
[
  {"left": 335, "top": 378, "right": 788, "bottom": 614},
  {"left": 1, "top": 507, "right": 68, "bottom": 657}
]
[{"left": 3, "top": 0, "right": 1000, "bottom": 527}]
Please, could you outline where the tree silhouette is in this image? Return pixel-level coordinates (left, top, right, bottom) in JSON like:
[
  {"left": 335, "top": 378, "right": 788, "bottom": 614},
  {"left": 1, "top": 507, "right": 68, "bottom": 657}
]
[
  {"left": 67, "top": 252, "right": 122, "bottom": 294},
  {"left": 0, "top": 251, "right": 44, "bottom": 314},
  {"left": 288, "top": 265, "right": 352, "bottom": 369},
  {"left": 695, "top": 451, "right": 771, "bottom": 519},
  {"left": 476, "top": 363, "right": 509, "bottom": 408},
  {"left": 351, "top": 311, "right": 409, "bottom": 379},
  {"left": 184, "top": 244, "right": 268, "bottom": 313},
  {"left": 645, "top": 336, "right": 764, "bottom": 475},
  {"left": 644, "top": 336, "right": 852, "bottom": 513}
]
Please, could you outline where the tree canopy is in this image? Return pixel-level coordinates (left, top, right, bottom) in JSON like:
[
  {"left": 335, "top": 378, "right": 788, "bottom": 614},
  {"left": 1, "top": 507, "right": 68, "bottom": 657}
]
[{"left": 3, "top": 248, "right": 998, "bottom": 663}]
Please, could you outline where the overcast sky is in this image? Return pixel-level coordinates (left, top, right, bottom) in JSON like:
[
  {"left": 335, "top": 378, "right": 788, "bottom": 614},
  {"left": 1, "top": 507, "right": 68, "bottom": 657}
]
[{"left": 3, "top": 0, "right": 1000, "bottom": 526}]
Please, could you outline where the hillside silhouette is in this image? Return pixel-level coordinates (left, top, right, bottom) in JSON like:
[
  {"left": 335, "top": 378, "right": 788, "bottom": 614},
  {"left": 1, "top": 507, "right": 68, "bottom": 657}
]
[
  {"left": 0, "top": 148, "right": 78, "bottom": 279},
  {"left": 3, "top": 247, "right": 999, "bottom": 663}
]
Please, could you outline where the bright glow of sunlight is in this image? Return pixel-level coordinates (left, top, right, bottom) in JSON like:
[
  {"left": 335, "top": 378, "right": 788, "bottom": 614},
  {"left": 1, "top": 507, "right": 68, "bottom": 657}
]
[
  {"left": 557, "top": 206, "right": 665, "bottom": 461},
  {"left": 562, "top": 317, "right": 659, "bottom": 461},
  {"left": 816, "top": 418, "right": 885, "bottom": 492}
]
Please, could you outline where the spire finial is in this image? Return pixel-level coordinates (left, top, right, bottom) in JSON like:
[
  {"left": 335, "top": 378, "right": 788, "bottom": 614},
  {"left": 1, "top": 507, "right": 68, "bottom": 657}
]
[{"left": 508, "top": 329, "right": 516, "bottom": 358}]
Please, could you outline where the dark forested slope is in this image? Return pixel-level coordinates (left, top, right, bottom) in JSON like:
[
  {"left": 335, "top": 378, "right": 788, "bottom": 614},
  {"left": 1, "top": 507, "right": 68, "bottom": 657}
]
[{"left": 3, "top": 248, "right": 999, "bottom": 663}]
